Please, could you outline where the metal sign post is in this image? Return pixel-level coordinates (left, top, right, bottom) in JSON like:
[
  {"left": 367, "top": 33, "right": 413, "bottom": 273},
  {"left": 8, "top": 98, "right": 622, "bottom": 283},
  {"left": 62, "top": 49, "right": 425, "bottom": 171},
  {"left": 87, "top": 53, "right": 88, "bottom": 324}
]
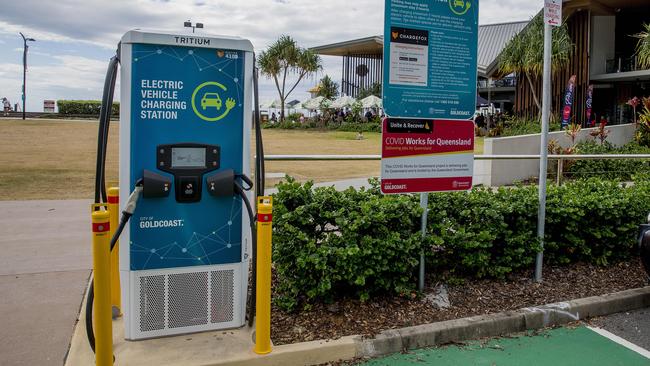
[
  {"left": 536, "top": 0, "right": 562, "bottom": 282},
  {"left": 382, "top": 0, "right": 479, "bottom": 291}
]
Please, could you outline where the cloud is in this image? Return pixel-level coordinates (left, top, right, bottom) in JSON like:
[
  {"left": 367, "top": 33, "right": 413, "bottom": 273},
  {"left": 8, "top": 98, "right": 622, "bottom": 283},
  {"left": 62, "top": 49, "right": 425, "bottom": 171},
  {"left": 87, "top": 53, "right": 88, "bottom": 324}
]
[
  {"left": 0, "top": 0, "right": 540, "bottom": 110},
  {"left": 0, "top": 54, "right": 110, "bottom": 111}
]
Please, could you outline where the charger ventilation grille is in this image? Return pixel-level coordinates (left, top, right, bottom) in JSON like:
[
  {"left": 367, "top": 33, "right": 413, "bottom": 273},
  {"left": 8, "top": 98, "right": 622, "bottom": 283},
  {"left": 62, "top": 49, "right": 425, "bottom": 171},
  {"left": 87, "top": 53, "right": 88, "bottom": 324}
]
[
  {"left": 139, "top": 275, "right": 165, "bottom": 332},
  {"left": 137, "top": 269, "right": 237, "bottom": 334},
  {"left": 211, "top": 270, "right": 234, "bottom": 323}
]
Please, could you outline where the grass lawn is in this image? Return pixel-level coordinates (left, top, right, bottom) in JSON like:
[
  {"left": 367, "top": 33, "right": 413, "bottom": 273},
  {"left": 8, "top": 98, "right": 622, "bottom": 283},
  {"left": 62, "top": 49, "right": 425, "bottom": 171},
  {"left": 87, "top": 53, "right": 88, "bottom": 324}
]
[{"left": 0, "top": 119, "right": 484, "bottom": 200}]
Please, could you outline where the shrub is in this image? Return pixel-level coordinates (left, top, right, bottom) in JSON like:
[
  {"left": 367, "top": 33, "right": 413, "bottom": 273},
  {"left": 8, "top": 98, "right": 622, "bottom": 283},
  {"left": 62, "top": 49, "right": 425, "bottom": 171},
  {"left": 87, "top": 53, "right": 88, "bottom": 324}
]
[
  {"left": 426, "top": 185, "right": 541, "bottom": 279},
  {"left": 272, "top": 177, "right": 650, "bottom": 310},
  {"left": 57, "top": 100, "right": 119, "bottom": 116},
  {"left": 494, "top": 116, "right": 561, "bottom": 137},
  {"left": 543, "top": 179, "right": 648, "bottom": 265},
  {"left": 272, "top": 177, "right": 423, "bottom": 310},
  {"left": 337, "top": 122, "right": 381, "bottom": 133},
  {"left": 286, "top": 112, "right": 304, "bottom": 122},
  {"left": 636, "top": 97, "right": 650, "bottom": 147},
  {"left": 564, "top": 141, "right": 650, "bottom": 180}
]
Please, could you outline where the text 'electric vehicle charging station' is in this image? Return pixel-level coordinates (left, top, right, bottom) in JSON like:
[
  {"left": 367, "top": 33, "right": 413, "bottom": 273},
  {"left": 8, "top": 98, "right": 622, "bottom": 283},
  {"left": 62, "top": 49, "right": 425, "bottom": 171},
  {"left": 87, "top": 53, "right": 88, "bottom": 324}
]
[{"left": 87, "top": 28, "right": 267, "bottom": 352}]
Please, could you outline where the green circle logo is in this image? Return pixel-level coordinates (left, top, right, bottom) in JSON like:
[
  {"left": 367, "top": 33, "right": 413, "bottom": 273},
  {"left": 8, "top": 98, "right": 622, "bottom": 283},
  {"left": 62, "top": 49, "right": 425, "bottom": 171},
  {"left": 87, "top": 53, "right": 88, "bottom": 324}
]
[
  {"left": 448, "top": 0, "right": 471, "bottom": 16},
  {"left": 191, "top": 81, "right": 237, "bottom": 122}
]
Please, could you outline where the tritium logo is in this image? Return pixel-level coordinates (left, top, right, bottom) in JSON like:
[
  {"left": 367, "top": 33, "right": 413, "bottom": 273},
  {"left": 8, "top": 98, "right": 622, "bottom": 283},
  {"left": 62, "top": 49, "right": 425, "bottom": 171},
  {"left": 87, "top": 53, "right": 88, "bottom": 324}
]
[{"left": 173, "top": 36, "right": 211, "bottom": 46}]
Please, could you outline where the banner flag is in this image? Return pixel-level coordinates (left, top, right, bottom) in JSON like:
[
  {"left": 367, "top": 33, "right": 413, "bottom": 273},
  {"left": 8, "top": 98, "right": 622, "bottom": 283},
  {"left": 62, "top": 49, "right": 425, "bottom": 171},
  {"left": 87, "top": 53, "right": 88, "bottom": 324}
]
[
  {"left": 585, "top": 84, "right": 594, "bottom": 126},
  {"left": 561, "top": 75, "right": 577, "bottom": 128}
]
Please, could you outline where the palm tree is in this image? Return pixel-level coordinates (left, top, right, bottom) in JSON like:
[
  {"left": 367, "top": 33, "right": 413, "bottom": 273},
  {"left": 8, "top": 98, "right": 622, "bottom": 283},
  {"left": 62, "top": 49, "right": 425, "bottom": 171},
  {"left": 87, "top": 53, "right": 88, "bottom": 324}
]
[
  {"left": 357, "top": 82, "right": 382, "bottom": 99},
  {"left": 316, "top": 75, "right": 339, "bottom": 100},
  {"left": 258, "top": 35, "right": 322, "bottom": 121},
  {"left": 634, "top": 23, "right": 650, "bottom": 69},
  {"left": 498, "top": 14, "right": 573, "bottom": 117}
]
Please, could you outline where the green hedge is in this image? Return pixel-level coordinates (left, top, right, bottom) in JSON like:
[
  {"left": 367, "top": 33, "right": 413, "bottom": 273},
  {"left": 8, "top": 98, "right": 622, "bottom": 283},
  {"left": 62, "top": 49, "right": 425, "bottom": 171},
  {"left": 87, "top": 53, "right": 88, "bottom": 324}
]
[
  {"left": 262, "top": 120, "right": 381, "bottom": 133},
  {"left": 57, "top": 100, "right": 119, "bottom": 116},
  {"left": 564, "top": 141, "right": 650, "bottom": 181},
  {"left": 272, "top": 178, "right": 422, "bottom": 310},
  {"left": 272, "top": 177, "right": 650, "bottom": 310},
  {"left": 336, "top": 122, "right": 381, "bottom": 133},
  {"left": 487, "top": 116, "right": 561, "bottom": 137}
]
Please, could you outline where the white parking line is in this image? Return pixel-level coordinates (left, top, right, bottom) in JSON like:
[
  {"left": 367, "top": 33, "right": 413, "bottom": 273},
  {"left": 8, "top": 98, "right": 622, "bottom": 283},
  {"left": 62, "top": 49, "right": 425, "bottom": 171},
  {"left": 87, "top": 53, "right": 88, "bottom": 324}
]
[{"left": 587, "top": 326, "right": 650, "bottom": 359}]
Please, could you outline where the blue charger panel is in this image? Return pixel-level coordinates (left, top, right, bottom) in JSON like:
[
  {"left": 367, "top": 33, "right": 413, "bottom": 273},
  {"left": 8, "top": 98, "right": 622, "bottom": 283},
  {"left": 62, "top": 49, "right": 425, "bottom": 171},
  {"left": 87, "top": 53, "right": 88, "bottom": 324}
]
[{"left": 129, "top": 43, "right": 245, "bottom": 270}]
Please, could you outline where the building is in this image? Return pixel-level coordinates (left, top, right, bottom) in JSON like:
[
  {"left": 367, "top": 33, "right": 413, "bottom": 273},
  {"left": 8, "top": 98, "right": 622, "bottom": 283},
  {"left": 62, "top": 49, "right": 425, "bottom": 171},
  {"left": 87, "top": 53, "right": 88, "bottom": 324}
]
[
  {"left": 311, "top": 0, "right": 650, "bottom": 124},
  {"left": 514, "top": 0, "right": 650, "bottom": 125},
  {"left": 311, "top": 21, "right": 528, "bottom": 113}
]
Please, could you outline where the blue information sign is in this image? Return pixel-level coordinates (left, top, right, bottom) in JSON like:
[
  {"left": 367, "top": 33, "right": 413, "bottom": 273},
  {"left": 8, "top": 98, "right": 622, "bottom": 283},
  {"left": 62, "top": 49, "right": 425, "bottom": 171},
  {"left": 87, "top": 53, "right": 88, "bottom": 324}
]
[{"left": 383, "top": 0, "right": 479, "bottom": 119}]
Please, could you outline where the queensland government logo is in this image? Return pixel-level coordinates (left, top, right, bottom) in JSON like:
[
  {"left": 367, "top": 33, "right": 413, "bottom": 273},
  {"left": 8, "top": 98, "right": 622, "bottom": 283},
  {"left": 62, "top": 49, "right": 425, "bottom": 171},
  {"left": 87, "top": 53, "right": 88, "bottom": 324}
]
[
  {"left": 449, "top": 0, "right": 471, "bottom": 16},
  {"left": 191, "top": 81, "right": 236, "bottom": 122}
]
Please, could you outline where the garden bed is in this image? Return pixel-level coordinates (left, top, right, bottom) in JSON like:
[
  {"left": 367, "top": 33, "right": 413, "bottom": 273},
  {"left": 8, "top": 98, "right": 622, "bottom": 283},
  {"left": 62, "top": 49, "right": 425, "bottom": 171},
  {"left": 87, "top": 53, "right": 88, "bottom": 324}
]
[{"left": 271, "top": 259, "right": 648, "bottom": 345}]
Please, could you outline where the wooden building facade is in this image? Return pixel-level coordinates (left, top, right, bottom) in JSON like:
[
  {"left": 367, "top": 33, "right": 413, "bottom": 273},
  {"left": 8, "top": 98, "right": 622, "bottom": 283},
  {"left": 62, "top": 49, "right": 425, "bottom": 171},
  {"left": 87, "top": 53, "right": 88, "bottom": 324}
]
[
  {"left": 514, "top": 1, "right": 650, "bottom": 125},
  {"left": 341, "top": 54, "right": 383, "bottom": 97}
]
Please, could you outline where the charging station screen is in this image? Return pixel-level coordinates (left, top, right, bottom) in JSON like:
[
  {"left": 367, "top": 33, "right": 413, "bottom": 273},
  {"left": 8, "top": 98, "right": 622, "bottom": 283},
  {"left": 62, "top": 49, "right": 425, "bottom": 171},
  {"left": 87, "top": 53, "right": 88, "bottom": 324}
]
[{"left": 171, "top": 147, "right": 205, "bottom": 168}]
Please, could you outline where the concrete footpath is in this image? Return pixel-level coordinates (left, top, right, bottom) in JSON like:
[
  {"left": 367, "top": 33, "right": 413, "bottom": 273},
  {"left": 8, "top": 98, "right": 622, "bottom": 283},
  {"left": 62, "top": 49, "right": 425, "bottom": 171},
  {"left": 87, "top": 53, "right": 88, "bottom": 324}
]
[{"left": 0, "top": 199, "right": 91, "bottom": 366}]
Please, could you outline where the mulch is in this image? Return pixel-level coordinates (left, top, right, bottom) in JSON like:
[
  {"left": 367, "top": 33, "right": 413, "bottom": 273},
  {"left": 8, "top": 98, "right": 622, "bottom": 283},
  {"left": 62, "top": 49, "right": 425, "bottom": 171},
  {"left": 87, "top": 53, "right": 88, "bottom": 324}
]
[{"left": 270, "top": 259, "right": 649, "bottom": 345}]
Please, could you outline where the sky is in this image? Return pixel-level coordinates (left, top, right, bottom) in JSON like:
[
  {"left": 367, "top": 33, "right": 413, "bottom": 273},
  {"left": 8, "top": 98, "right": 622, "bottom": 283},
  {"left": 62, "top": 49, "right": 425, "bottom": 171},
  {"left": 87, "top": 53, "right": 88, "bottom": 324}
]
[{"left": 0, "top": 0, "right": 541, "bottom": 112}]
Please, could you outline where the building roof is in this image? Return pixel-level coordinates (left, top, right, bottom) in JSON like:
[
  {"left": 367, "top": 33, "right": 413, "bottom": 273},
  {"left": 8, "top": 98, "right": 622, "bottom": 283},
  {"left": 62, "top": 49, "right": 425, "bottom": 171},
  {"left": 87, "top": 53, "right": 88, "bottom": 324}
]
[
  {"left": 310, "top": 36, "right": 383, "bottom": 56},
  {"left": 310, "top": 21, "right": 528, "bottom": 77},
  {"left": 477, "top": 21, "right": 528, "bottom": 77}
]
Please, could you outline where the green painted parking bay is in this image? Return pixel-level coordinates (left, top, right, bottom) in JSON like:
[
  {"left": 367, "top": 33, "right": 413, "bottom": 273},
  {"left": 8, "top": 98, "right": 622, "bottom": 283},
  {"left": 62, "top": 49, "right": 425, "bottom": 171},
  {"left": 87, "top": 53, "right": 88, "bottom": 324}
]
[{"left": 362, "top": 326, "right": 650, "bottom": 366}]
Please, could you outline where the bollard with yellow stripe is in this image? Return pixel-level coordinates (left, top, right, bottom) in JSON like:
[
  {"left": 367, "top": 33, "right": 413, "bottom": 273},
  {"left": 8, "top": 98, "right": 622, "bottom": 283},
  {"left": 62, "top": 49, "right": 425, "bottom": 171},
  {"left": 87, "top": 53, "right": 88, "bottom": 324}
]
[
  {"left": 91, "top": 205, "right": 113, "bottom": 366},
  {"left": 254, "top": 196, "right": 273, "bottom": 355},
  {"left": 107, "top": 187, "right": 121, "bottom": 318}
]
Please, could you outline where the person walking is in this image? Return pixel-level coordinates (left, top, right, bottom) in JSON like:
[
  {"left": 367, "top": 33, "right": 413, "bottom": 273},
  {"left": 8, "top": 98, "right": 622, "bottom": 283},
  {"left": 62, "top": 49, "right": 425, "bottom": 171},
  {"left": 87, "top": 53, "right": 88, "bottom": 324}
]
[{"left": 2, "top": 97, "right": 12, "bottom": 116}]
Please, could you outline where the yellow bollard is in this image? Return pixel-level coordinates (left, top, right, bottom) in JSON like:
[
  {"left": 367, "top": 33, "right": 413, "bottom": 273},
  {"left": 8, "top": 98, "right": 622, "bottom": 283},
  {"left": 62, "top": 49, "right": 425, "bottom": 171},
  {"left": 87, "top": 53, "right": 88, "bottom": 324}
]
[
  {"left": 254, "top": 196, "right": 273, "bottom": 355},
  {"left": 107, "top": 187, "right": 121, "bottom": 317},
  {"left": 91, "top": 206, "right": 113, "bottom": 366}
]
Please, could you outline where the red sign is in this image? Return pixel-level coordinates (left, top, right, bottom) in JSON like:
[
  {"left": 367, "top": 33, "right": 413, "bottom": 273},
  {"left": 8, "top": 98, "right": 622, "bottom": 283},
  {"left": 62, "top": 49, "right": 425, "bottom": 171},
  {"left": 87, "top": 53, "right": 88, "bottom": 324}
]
[{"left": 380, "top": 118, "right": 474, "bottom": 194}]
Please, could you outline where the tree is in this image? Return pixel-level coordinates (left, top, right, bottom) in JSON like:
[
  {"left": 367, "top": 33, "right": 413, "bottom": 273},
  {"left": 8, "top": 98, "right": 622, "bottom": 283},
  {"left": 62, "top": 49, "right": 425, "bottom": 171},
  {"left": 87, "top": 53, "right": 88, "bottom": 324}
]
[
  {"left": 258, "top": 35, "right": 322, "bottom": 121},
  {"left": 498, "top": 14, "right": 573, "bottom": 117},
  {"left": 316, "top": 75, "right": 339, "bottom": 99},
  {"left": 357, "top": 82, "right": 382, "bottom": 99},
  {"left": 634, "top": 23, "right": 650, "bottom": 69}
]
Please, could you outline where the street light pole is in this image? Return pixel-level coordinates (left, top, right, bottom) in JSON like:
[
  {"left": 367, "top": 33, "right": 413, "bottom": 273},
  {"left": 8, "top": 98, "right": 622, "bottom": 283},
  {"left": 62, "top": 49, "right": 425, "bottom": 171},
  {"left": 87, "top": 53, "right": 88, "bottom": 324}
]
[
  {"left": 535, "top": 22, "right": 552, "bottom": 282},
  {"left": 19, "top": 32, "right": 35, "bottom": 120},
  {"left": 183, "top": 20, "right": 204, "bottom": 33}
]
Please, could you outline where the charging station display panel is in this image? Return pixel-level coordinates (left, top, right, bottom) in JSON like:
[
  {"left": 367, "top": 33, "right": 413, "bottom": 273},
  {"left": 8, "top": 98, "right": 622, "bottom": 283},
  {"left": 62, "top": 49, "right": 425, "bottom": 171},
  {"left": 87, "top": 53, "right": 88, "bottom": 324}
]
[
  {"left": 128, "top": 43, "right": 246, "bottom": 270},
  {"left": 171, "top": 147, "right": 206, "bottom": 168}
]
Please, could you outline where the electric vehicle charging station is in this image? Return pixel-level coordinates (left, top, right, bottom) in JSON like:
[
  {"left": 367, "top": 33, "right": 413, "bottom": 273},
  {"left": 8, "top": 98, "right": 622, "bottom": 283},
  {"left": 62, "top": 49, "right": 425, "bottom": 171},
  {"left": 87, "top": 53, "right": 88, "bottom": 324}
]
[{"left": 118, "top": 30, "right": 254, "bottom": 340}]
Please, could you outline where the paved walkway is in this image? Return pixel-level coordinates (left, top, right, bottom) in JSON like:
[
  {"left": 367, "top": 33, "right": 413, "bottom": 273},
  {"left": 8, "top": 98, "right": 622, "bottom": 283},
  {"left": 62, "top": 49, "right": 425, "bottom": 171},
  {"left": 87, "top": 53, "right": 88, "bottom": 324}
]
[
  {"left": 360, "top": 325, "right": 650, "bottom": 365},
  {"left": 0, "top": 199, "right": 91, "bottom": 366}
]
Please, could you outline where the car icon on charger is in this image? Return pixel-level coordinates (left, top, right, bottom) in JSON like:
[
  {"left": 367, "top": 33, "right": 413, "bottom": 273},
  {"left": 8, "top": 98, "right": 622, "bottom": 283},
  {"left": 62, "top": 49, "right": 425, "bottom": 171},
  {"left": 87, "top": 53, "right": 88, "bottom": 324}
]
[{"left": 201, "top": 93, "right": 222, "bottom": 110}]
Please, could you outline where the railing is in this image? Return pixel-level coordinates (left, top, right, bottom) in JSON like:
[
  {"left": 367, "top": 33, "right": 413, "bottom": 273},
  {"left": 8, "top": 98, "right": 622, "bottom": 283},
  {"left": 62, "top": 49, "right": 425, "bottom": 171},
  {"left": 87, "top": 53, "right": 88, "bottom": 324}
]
[
  {"left": 264, "top": 154, "right": 650, "bottom": 186},
  {"left": 476, "top": 77, "right": 517, "bottom": 89},
  {"left": 265, "top": 154, "right": 650, "bottom": 161},
  {"left": 606, "top": 56, "right": 649, "bottom": 73}
]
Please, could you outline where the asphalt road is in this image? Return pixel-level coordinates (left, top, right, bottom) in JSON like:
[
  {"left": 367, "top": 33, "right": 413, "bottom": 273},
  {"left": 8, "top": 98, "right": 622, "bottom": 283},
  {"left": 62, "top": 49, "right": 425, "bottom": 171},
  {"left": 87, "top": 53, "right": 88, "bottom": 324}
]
[{"left": 594, "top": 307, "right": 650, "bottom": 351}]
